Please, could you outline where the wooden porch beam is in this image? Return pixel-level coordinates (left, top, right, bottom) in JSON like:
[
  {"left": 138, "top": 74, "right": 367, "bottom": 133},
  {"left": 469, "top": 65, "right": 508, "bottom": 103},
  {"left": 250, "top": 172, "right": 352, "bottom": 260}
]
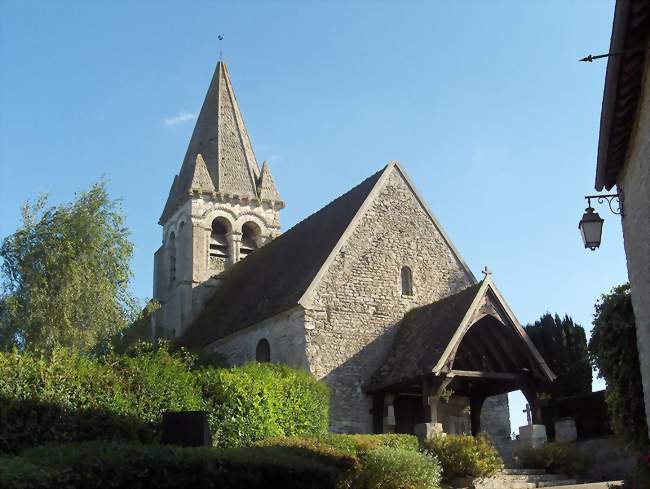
[{"left": 449, "top": 369, "right": 523, "bottom": 381}]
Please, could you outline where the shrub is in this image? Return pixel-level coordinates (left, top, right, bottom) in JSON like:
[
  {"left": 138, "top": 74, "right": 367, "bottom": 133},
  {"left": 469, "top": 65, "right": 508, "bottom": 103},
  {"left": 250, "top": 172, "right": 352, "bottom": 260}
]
[
  {"left": 198, "top": 362, "right": 329, "bottom": 447},
  {"left": 353, "top": 447, "right": 442, "bottom": 489},
  {"left": 589, "top": 283, "right": 649, "bottom": 450},
  {"left": 0, "top": 348, "right": 329, "bottom": 452},
  {"left": 519, "top": 442, "right": 590, "bottom": 477},
  {"left": 424, "top": 434, "right": 502, "bottom": 481},
  {"left": 0, "top": 441, "right": 347, "bottom": 489}
]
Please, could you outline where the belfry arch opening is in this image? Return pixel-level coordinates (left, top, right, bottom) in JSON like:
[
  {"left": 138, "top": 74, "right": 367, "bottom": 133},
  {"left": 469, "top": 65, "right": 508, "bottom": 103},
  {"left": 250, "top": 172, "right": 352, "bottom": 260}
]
[
  {"left": 169, "top": 231, "right": 177, "bottom": 285},
  {"left": 241, "top": 221, "right": 262, "bottom": 258},
  {"left": 210, "top": 217, "right": 231, "bottom": 259}
]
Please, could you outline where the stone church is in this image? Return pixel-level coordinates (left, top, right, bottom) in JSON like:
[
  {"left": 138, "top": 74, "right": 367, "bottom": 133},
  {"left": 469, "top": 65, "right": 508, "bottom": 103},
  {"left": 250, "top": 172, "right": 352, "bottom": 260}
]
[{"left": 153, "top": 61, "right": 554, "bottom": 448}]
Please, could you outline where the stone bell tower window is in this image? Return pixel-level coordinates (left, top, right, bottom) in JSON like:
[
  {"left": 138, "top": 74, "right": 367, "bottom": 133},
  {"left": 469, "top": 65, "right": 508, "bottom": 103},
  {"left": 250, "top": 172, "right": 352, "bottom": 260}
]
[
  {"left": 401, "top": 266, "right": 413, "bottom": 296},
  {"left": 256, "top": 338, "right": 270, "bottom": 363},
  {"left": 210, "top": 217, "right": 230, "bottom": 258},
  {"left": 241, "top": 221, "right": 261, "bottom": 259}
]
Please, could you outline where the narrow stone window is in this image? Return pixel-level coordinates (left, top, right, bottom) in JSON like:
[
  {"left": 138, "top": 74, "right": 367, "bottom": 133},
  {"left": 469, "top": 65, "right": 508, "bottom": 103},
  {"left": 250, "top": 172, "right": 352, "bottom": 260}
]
[
  {"left": 256, "top": 338, "right": 270, "bottom": 363},
  {"left": 401, "top": 266, "right": 413, "bottom": 296},
  {"left": 210, "top": 217, "right": 230, "bottom": 258},
  {"left": 169, "top": 232, "right": 177, "bottom": 286},
  {"left": 241, "top": 221, "right": 261, "bottom": 259}
]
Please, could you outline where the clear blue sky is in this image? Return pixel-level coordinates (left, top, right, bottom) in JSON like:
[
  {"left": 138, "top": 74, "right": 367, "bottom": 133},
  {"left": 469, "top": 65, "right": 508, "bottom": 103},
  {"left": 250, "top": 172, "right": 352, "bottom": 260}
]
[{"left": 0, "top": 1, "right": 624, "bottom": 432}]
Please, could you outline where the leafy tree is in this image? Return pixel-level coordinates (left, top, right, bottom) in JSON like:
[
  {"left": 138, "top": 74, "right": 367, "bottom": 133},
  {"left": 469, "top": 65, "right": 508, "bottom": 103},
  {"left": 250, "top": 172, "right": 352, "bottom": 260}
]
[
  {"left": 589, "top": 283, "right": 648, "bottom": 450},
  {"left": 0, "top": 180, "right": 137, "bottom": 353},
  {"left": 525, "top": 313, "right": 592, "bottom": 398}
]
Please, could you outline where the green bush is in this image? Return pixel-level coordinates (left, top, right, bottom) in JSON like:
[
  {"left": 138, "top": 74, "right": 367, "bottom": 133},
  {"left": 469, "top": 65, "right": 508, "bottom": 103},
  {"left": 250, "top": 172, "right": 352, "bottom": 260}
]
[
  {"left": 257, "top": 435, "right": 439, "bottom": 489},
  {"left": 519, "top": 442, "right": 590, "bottom": 477},
  {"left": 424, "top": 434, "right": 502, "bottom": 481},
  {"left": 0, "top": 441, "right": 348, "bottom": 489},
  {"left": 353, "top": 447, "right": 442, "bottom": 489},
  {"left": 198, "top": 362, "right": 329, "bottom": 447},
  {"left": 0, "top": 348, "right": 329, "bottom": 452}
]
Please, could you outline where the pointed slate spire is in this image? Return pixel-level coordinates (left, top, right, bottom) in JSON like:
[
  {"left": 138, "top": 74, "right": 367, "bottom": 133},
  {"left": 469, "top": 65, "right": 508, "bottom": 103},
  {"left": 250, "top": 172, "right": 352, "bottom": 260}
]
[
  {"left": 257, "top": 161, "right": 283, "bottom": 204},
  {"left": 160, "top": 62, "right": 263, "bottom": 223}
]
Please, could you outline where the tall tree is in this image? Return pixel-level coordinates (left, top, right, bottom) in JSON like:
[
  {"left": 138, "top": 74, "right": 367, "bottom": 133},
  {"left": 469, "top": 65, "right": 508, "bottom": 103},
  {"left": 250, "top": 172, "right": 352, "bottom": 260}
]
[
  {"left": 0, "top": 181, "right": 137, "bottom": 353},
  {"left": 525, "top": 313, "right": 592, "bottom": 398},
  {"left": 589, "top": 283, "right": 648, "bottom": 450}
]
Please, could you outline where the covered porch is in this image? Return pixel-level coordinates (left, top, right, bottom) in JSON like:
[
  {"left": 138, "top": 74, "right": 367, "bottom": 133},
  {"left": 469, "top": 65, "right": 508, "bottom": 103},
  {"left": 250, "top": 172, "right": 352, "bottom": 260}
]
[{"left": 367, "top": 277, "right": 555, "bottom": 440}]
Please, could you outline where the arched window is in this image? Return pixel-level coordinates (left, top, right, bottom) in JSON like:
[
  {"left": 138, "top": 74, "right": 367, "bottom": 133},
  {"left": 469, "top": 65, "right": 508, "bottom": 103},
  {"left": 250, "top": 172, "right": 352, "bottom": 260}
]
[
  {"left": 169, "top": 232, "right": 177, "bottom": 285},
  {"left": 401, "top": 266, "right": 413, "bottom": 296},
  {"left": 210, "top": 217, "right": 230, "bottom": 259},
  {"left": 241, "top": 221, "right": 261, "bottom": 259},
  {"left": 256, "top": 338, "right": 270, "bottom": 363}
]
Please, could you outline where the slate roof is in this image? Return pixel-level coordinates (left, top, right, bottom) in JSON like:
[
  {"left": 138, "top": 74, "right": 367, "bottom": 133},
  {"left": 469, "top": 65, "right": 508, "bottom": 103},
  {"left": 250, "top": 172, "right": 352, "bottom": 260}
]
[
  {"left": 368, "top": 282, "right": 483, "bottom": 391},
  {"left": 178, "top": 166, "right": 386, "bottom": 348},
  {"left": 160, "top": 62, "right": 283, "bottom": 223},
  {"left": 596, "top": 0, "right": 650, "bottom": 190}
]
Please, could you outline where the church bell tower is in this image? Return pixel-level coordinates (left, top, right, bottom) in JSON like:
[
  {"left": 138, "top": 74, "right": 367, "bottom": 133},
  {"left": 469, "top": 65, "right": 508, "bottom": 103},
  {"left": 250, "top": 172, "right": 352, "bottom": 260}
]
[{"left": 153, "top": 61, "right": 284, "bottom": 338}]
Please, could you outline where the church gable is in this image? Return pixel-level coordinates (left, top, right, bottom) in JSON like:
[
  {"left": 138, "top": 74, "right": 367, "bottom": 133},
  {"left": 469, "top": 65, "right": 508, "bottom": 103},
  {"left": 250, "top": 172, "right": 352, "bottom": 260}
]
[{"left": 301, "top": 163, "right": 476, "bottom": 432}]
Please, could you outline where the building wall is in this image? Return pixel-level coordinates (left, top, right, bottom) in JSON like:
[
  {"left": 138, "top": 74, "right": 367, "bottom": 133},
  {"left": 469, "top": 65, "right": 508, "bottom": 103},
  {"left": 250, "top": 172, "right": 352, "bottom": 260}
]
[
  {"left": 481, "top": 394, "right": 512, "bottom": 461},
  {"left": 206, "top": 307, "right": 309, "bottom": 369},
  {"left": 619, "top": 67, "right": 650, "bottom": 434},
  {"left": 304, "top": 167, "right": 475, "bottom": 433}
]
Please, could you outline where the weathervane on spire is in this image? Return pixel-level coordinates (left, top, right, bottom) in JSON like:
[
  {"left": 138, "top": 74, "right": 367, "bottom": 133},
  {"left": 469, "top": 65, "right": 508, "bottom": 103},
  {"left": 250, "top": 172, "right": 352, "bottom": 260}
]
[
  {"left": 218, "top": 34, "right": 224, "bottom": 61},
  {"left": 482, "top": 266, "right": 492, "bottom": 278}
]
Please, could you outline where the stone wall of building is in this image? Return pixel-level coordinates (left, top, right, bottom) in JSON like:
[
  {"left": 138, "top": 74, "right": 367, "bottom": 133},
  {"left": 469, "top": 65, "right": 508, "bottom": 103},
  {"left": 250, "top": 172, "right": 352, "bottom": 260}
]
[
  {"left": 619, "top": 68, "right": 650, "bottom": 435},
  {"left": 304, "top": 167, "right": 475, "bottom": 433},
  {"left": 154, "top": 196, "right": 282, "bottom": 337},
  {"left": 480, "top": 394, "right": 512, "bottom": 461},
  {"left": 207, "top": 306, "right": 309, "bottom": 369}
]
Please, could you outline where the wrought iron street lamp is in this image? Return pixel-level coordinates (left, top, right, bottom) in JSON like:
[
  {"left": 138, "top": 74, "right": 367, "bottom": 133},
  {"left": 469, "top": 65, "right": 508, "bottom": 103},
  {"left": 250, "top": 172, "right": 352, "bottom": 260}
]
[{"left": 578, "top": 194, "right": 623, "bottom": 250}]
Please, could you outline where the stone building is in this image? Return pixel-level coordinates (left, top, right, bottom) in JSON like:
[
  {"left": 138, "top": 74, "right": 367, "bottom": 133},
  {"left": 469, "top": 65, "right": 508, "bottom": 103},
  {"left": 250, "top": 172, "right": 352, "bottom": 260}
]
[
  {"left": 595, "top": 0, "right": 650, "bottom": 435},
  {"left": 155, "top": 60, "right": 554, "bottom": 445}
]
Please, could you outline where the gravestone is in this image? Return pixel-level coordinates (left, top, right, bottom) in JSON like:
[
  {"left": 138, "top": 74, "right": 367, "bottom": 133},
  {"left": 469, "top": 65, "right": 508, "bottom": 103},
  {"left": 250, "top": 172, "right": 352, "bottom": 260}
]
[{"left": 161, "top": 411, "right": 212, "bottom": 447}]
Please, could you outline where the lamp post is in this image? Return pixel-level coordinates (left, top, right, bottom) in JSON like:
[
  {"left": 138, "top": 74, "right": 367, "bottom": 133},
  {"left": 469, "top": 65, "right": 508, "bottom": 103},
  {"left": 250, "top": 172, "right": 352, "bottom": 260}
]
[{"left": 578, "top": 194, "right": 622, "bottom": 250}]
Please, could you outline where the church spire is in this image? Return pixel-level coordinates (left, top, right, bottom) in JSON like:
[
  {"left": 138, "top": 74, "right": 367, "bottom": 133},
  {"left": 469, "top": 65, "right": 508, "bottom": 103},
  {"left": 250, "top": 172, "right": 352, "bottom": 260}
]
[{"left": 160, "top": 61, "right": 282, "bottom": 223}]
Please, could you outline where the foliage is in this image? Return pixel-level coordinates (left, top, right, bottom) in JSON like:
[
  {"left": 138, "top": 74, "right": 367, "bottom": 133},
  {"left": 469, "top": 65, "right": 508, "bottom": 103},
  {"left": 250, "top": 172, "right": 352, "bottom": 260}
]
[
  {"left": 352, "top": 447, "right": 441, "bottom": 489},
  {"left": 0, "top": 346, "right": 203, "bottom": 453},
  {"left": 0, "top": 441, "right": 348, "bottom": 489},
  {"left": 198, "top": 362, "right": 329, "bottom": 447},
  {"left": 588, "top": 283, "right": 649, "bottom": 450},
  {"left": 0, "top": 348, "right": 329, "bottom": 453},
  {"left": 621, "top": 453, "right": 650, "bottom": 489},
  {"left": 519, "top": 442, "right": 590, "bottom": 478},
  {"left": 257, "top": 434, "right": 439, "bottom": 489},
  {"left": 0, "top": 181, "right": 138, "bottom": 353},
  {"left": 108, "top": 300, "right": 159, "bottom": 355},
  {"left": 525, "top": 313, "right": 592, "bottom": 398},
  {"left": 423, "top": 434, "right": 502, "bottom": 481},
  {"left": 257, "top": 433, "right": 419, "bottom": 456}
]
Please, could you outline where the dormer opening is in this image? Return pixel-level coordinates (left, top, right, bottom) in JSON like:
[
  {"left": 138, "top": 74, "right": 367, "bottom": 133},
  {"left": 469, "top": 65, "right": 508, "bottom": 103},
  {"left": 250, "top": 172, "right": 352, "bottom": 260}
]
[
  {"left": 210, "top": 217, "right": 231, "bottom": 259},
  {"left": 241, "top": 221, "right": 262, "bottom": 259}
]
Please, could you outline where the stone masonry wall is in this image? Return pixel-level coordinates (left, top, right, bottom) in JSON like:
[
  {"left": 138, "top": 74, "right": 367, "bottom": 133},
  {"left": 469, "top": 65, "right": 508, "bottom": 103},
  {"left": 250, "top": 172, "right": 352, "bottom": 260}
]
[
  {"left": 207, "top": 307, "right": 309, "bottom": 369},
  {"left": 481, "top": 394, "right": 512, "bottom": 461},
  {"left": 305, "top": 167, "right": 475, "bottom": 433},
  {"left": 619, "top": 67, "right": 650, "bottom": 435}
]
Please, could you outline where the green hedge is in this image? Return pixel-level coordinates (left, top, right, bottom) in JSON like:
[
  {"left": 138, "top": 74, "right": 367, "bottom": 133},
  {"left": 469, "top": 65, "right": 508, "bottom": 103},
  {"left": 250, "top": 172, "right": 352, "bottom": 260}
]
[
  {"left": 200, "top": 362, "right": 329, "bottom": 447},
  {"left": 0, "top": 347, "right": 329, "bottom": 452},
  {"left": 0, "top": 441, "right": 350, "bottom": 489},
  {"left": 424, "top": 434, "right": 502, "bottom": 481},
  {"left": 256, "top": 434, "right": 440, "bottom": 489}
]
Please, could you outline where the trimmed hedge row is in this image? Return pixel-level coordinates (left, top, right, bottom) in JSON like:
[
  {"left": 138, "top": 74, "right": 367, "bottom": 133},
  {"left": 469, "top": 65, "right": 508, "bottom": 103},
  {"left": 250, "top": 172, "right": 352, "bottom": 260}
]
[
  {"left": 0, "top": 437, "right": 442, "bottom": 489},
  {"left": 0, "top": 347, "right": 329, "bottom": 452},
  {"left": 0, "top": 441, "right": 350, "bottom": 489}
]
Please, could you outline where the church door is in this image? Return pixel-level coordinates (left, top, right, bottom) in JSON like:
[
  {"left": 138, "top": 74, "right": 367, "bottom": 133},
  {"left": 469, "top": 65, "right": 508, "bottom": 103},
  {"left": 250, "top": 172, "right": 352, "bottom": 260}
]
[{"left": 394, "top": 395, "right": 426, "bottom": 434}]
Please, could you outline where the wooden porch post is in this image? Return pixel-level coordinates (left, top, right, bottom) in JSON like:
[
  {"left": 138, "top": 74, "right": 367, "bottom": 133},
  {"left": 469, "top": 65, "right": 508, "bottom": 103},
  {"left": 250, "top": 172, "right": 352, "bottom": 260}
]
[{"left": 523, "top": 388, "right": 543, "bottom": 424}]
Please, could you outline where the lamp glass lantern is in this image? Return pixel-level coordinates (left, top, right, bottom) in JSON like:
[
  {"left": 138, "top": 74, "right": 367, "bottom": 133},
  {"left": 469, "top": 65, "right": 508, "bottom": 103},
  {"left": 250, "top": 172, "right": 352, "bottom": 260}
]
[{"left": 578, "top": 207, "right": 604, "bottom": 250}]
